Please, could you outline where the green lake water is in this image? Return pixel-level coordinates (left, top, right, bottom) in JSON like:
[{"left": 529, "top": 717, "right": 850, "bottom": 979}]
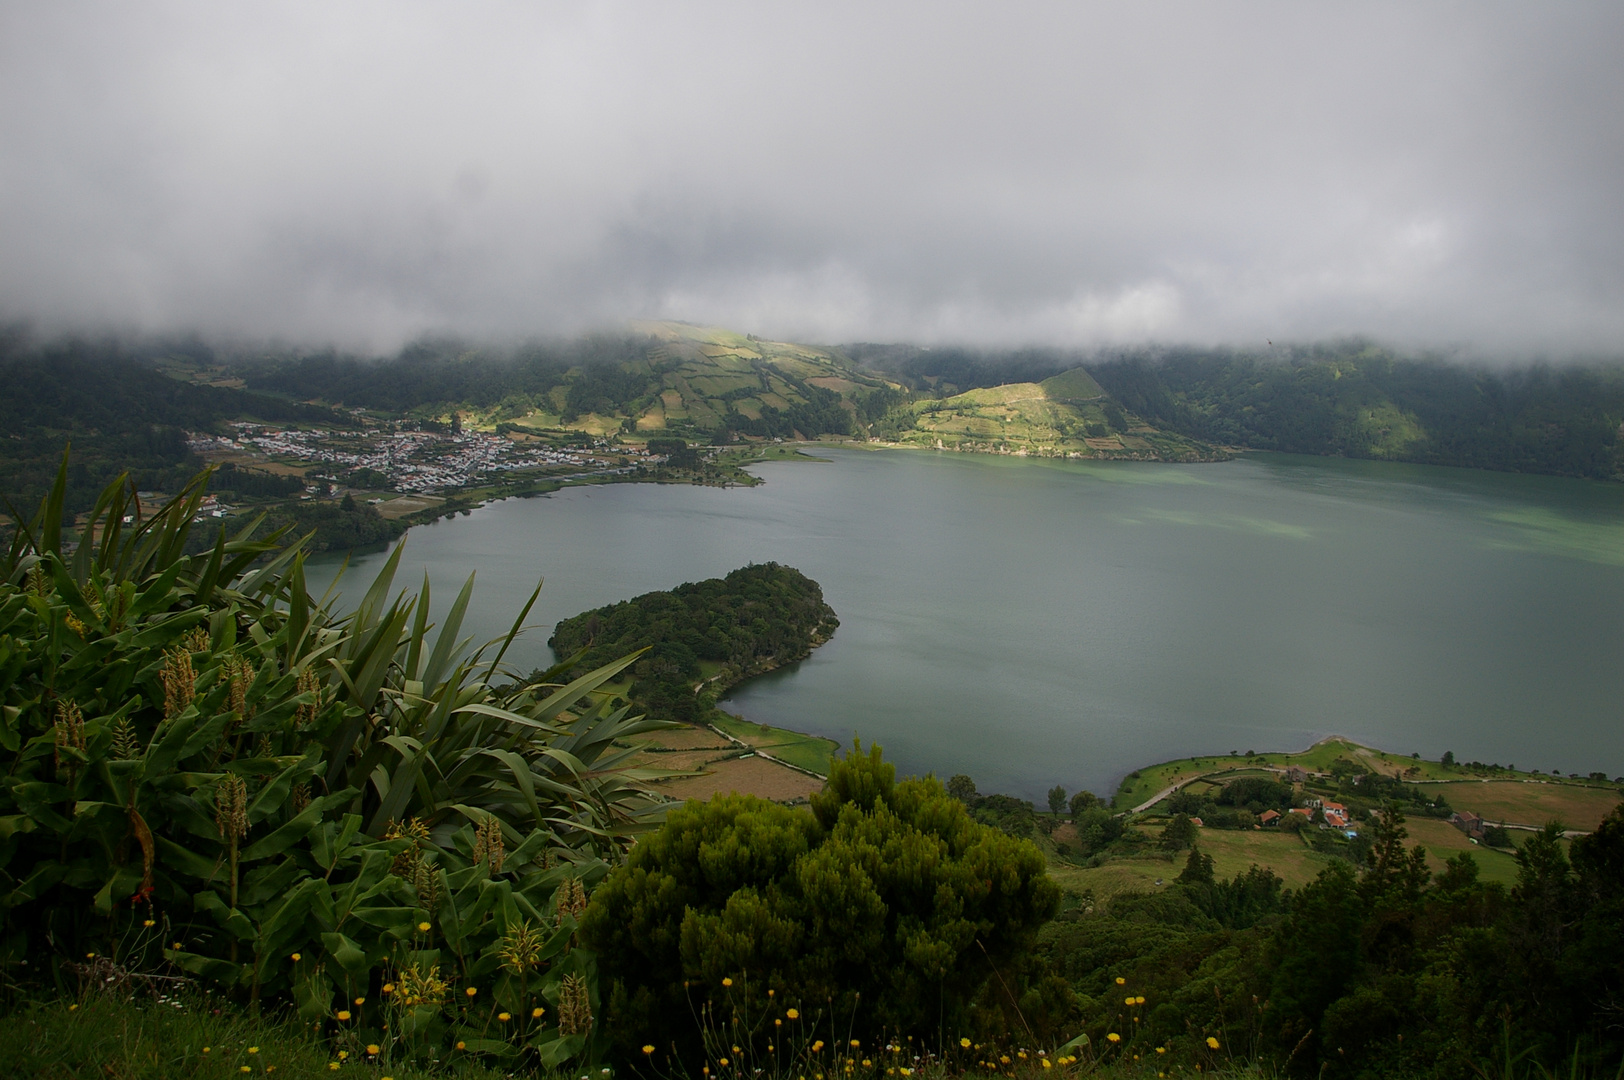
[{"left": 307, "top": 449, "right": 1624, "bottom": 801}]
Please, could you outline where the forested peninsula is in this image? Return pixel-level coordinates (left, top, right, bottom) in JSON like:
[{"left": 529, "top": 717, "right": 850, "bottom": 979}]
[{"left": 544, "top": 562, "right": 839, "bottom": 725}]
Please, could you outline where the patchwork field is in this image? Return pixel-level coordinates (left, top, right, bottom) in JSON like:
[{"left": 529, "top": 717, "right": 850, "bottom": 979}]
[
  {"left": 1109, "top": 737, "right": 1615, "bottom": 812},
  {"left": 618, "top": 709, "right": 839, "bottom": 807},
  {"left": 894, "top": 370, "right": 1217, "bottom": 461},
  {"left": 1066, "top": 737, "right": 1623, "bottom": 898}
]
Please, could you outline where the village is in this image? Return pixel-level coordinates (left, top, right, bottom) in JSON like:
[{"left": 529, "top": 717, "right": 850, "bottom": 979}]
[{"left": 181, "top": 422, "right": 656, "bottom": 500}]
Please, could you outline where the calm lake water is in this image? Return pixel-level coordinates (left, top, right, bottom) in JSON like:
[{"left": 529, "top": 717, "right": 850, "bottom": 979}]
[{"left": 307, "top": 449, "right": 1624, "bottom": 801}]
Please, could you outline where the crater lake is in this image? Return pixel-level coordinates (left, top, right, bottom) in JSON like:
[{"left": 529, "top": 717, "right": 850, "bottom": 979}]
[{"left": 307, "top": 448, "right": 1624, "bottom": 800}]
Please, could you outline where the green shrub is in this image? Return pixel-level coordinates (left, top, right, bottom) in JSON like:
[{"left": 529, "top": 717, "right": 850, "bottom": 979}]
[{"left": 581, "top": 742, "right": 1060, "bottom": 1064}]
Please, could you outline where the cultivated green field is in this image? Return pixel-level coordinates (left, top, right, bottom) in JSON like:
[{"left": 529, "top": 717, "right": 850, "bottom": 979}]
[
  {"left": 710, "top": 712, "right": 840, "bottom": 776},
  {"left": 1080, "top": 737, "right": 1621, "bottom": 898},
  {"left": 895, "top": 369, "right": 1217, "bottom": 461},
  {"left": 1432, "top": 779, "right": 1622, "bottom": 831},
  {"left": 1046, "top": 826, "right": 1342, "bottom": 899},
  {"left": 1107, "top": 736, "right": 1599, "bottom": 811}
]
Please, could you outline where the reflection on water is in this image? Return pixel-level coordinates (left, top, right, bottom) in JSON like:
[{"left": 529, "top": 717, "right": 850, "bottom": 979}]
[{"left": 307, "top": 449, "right": 1624, "bottom": 800}]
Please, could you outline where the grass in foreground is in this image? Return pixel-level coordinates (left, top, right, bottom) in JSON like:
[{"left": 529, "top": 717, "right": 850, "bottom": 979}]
[
  {"left": 0, "top": 993, "right": 526, "bottom": 1080},
  {"left": 0, "top": 993, "right": 1288, "bottom": 1080}
]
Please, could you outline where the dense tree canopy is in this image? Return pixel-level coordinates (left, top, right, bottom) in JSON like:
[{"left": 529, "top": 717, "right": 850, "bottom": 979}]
[
  {"left": 1038, "top": 806, "right": 1624, "bottom": 1076},
  {"left": 1088, "top": 347, "right": 1624, "bottom": 481},
  {"left": 581, "top": 743, "right": 1061, "bottom": 1064},
  {"left": 0, "top": 335, "right": 341, "bottom": 515},
  {"left": 545, "top": 563, "right": 838, "bottom": 724}
]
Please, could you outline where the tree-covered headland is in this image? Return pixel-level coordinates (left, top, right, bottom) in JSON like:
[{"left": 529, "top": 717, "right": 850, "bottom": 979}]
[{"left": 544, "top": 563, "right": 839, "bottom": 726}]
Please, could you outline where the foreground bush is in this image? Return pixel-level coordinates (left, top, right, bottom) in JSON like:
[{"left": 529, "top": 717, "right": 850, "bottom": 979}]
[
  {"left": 583, "top": 742, "right": 1061, "bottom": 1066},
  {"left": 0, "top": 458, "right": 670, "bottom": 1069}
]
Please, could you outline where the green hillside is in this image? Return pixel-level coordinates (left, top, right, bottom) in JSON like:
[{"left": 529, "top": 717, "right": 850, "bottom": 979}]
[
  {"left": 1039, "top": 366, "right": 1106, "bottom": 401},
  {"left": 890, "top": 367, "right": 1223, "bottom": 461}
]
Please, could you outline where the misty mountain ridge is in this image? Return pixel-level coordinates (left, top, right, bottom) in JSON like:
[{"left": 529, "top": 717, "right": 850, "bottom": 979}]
[{"left": 5, "top": 323, "right": 1624, "bottom": 518}]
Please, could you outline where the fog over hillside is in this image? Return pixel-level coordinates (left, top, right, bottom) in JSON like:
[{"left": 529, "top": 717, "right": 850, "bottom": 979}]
[{"left": 2, "top": 3, "right": 1623, "bottom": 358}]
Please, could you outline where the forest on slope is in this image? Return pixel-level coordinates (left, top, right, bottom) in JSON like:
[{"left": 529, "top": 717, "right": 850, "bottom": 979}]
[{"left": 0, "top": 331, "right": 346, "bottom": 516}]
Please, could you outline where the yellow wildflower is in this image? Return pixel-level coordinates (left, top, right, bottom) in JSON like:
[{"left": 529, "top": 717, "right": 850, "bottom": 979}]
[
  {"left": 291, "top": 953, "right": 301, "bottom": 961},
  {"left": 367, "top": 1045, "right": 380, "bottom": 1055},
  {"left": 533, "top": 1007, "right": 545, "bottom": 1018},
  {"left": 455, "top": 1042, "right": 465, "bottom": 1050},
  {"left": 960, "top": 1038, "right": 972, "bottom": 1049},
  {"left": 328, "top": 1065, "right": 339, "bottom": 1072},
  {"left": 418, "top": 921, "right": 431, "bottom": 932},
  {"left": 382, "top": 983, "right": 394, "bottom": 994},
  {"left": 643, "top": 1045, "right": 655, "bottom": 1055},
  {"left": 1207, "top": 1036, "right": 1220, "bottom": 1050},
  {"left": 336, "top": 1011, "right": 351, "bottom": 1021},
  {"left": 249, "top": 1047, "right": 259, "bottom": 1054},
  {"left": 851, "top": 1040, "right": 861, "bottom": 1048},
  {"left": 722, "top": 977, "right": 733, "bottom": 987},
  {"left": 1135, "top": 995, "right": 1146, "bottom": 1005},
  {"left": 1126, "top": 996, "right": 1135, "bottom": 1005},
  {"left": 499, "top": 1012, "right": 511, "bottom": 1022},
  {"left": 241, "top": 1068, "right": 251, "bottom": 1074},
  {"left": 1107, "top": 1033, "right": 1121, "bottom": 1043},
  {"left": 353, "top": 997, "right": 364, "bottom": 1006},
  {"left": 465, "top": 987, "right": 477, "bottom": 997},
  {"left": 143, "top": 919, "right": 155, "bottom": 927},
  {"left": 1115, "top": 976, "right": 1126, "bottom": 985},
  {"left": 720, "top": 1058, "right": 730, "bottom": 1066},
  {"left": 787, "top": 1008, "right": 800, "bottom": 1019},
  {"left": 813, "top": 1040, "right": 824, "bottom": 1052},
  {"left": 1042, "top": 1061, "right": 1052, "bottom": 1070}
]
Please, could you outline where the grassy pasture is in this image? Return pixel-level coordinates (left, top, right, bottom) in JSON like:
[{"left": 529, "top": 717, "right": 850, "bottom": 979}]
[
  {"left": 1108, "top": 737, "right": 1569, "bottom": 811},
  {"left": 1404, "top": 818, "right": 1521, "bottom": 886},
  {"left": 711, "top": 713, "right": 839, "bottom": 775},
  {"left": 1048, "top": 818, "right": 1525, "bottom": 900},
  {"left": 1040, "top": 367, "right": 1107, "bottom": 401},
  {"left": 1048, "top": 827, "right": 1340, "bottom": 900},
  {"left": 1433, "top": 780, "right": 1622, "bottom": 831}
]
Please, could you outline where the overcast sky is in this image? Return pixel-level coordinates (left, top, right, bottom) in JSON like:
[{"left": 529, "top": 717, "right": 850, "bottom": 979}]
[{"left": 2, "top": 2, "right": 1622, "bottom": 356}]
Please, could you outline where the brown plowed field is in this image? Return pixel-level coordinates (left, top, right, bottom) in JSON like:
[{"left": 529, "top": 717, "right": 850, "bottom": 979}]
[{"left": 655, "top": 756, "right": 823, "bottom": 803}]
